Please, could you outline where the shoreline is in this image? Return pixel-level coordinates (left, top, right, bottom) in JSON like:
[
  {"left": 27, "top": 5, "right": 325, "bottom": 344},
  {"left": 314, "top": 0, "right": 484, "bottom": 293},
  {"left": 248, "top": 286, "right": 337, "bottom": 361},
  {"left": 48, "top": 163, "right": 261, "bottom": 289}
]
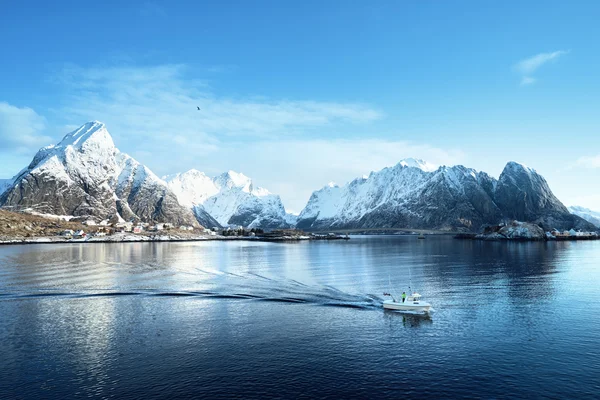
[
  {"left": 454, "top": 233, "right": 600, "bottom": 242},
  {"left": 0, "top": 233, "right": 351, "bottom": 246}
]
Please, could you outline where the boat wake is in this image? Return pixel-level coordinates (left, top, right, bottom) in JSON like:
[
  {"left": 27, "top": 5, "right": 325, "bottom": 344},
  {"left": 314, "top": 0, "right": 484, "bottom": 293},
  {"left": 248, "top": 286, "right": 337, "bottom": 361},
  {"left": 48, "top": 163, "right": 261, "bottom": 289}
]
[{"left": 1, "top": 269, "right": 383, "bottom": 310}]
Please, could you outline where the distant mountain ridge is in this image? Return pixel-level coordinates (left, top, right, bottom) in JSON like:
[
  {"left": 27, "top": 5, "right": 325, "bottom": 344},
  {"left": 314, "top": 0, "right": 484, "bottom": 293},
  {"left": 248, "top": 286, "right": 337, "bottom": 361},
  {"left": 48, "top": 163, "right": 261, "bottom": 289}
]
[
  {"left": 569, "top": 206, "right": 600, "bottom": 227},
  {"left": 296, "top": 159, "right": 595, "bottom": 232},
  {"left": 165, "top": 169, "right": 291, "bottom": 228},
  {"left": 0, "top": 122, "right": 595, "bottom": 232}
]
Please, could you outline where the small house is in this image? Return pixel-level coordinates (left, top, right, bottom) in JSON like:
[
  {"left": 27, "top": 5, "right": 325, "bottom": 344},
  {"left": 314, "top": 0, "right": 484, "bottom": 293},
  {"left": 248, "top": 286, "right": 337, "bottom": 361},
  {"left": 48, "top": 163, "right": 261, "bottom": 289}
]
[
  {"left": 133, "top": 226, "right": 143, "bottom": 234},
  {"left": 153, "top": 223, "right": 164, "bottom": 231},
  {"left": 73, "top": 230, "right": 86, "bottom": 239},
  {"left": 59, "top": 229, "right": 74, "bottom": 238}
]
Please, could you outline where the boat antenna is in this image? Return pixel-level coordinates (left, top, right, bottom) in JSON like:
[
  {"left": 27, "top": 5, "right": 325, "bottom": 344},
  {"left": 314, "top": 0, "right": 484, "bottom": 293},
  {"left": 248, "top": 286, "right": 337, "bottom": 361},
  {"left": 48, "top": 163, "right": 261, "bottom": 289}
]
[{"left": 387, "top": 274, "right": 397, "bottom": 302}]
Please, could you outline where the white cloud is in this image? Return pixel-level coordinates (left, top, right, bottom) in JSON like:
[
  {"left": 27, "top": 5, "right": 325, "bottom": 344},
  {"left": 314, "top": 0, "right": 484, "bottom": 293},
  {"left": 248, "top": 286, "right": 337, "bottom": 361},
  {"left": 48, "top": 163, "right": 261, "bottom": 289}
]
[
  {"left": 513, "top": 50, "right": 568, "bottom": 85},
  {"left": 47, "top": 64, "right": 385, "bottom": 188},
  {"left": 51, "top": 64, "right": 382, "bottom": 166},
  {"left": 575, "top": 154, "right": 600, "bottom": 169},
  {"left": 0, "top": 102, "right": 50, "bottom": 152}
]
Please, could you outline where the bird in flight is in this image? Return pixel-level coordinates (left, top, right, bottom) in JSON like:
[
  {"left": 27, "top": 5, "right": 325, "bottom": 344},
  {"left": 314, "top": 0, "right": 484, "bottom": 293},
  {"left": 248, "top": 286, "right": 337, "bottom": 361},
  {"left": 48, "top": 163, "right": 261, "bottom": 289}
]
[{"left": 197, "top": 106, "right": 201, "bottom": 110}]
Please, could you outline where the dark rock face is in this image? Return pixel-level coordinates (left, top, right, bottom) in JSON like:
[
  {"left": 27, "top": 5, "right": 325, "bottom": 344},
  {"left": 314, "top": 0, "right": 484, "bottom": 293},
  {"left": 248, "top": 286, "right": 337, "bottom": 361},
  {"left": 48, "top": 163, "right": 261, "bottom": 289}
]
[
  {"left": 0, "top": 122, "right": 201, "bottom": 227},
  {"left": 192, "top": 206, "right": 221, "bottom": 229},
  {"left": 296, "top": 161, "right": 596, "bottom": 232},
  {"left": 494, "top": 162, "right": 593, "bottom": 231}
]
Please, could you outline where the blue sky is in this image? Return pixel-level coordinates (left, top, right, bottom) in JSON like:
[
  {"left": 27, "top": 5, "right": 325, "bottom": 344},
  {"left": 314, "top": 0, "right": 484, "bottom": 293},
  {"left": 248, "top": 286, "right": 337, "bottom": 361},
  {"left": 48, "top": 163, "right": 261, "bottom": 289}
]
[{"left": 1, "top": 0, "right": 599, "bottom": 212}]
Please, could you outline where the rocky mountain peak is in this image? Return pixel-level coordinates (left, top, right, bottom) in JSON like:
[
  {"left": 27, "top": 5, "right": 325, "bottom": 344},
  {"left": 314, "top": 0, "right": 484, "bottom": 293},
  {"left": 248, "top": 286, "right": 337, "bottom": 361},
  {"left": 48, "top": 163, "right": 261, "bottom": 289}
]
[
  {"left": 57, "top": 121, "right": 114, "bottom": 151},
  {"left": 0, "top": 122, "right": 201, "bottom": 227},
  {"left": 397, "top": 158, "right": 438, "bottom": 172},
  {"left": 214, "top": 170, "right": 252, "bottom": 190}
]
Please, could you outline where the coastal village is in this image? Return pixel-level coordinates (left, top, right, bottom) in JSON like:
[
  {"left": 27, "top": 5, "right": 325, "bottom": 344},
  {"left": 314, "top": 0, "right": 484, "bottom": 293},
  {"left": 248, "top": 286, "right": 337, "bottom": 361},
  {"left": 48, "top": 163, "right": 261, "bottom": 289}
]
[{"left": 0, "top": 209, "right": 350, "bottom": 244}]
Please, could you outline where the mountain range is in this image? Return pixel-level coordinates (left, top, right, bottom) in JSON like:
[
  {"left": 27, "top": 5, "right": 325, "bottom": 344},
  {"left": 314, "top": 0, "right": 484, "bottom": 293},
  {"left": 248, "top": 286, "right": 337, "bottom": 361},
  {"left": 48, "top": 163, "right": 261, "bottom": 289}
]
[
  {"left": 0, "top": 121, "right": 597, "bottom": 232},
  {"left": 296, "top": 159, "right": 594, "bottom": 232},
  {"left": 568, "top": 206, "right": 600, "bottom": 228},
  {"left": 164, "top": 169, "right": 291, "bottom": 229}
]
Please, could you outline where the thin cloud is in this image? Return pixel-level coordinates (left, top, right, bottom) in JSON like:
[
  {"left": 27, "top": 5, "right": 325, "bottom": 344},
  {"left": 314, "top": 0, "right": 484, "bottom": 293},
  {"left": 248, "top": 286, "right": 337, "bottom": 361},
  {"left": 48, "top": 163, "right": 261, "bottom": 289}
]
[
  {"left": 53, "top": 64, "right": 382, "bottom": 143},
  {"left": 575, "top": 154, "right": 600, "bottom": 169},
  {"left": 513, "top": 50, "right": 569, "bottom": 85},
  {"left": 0, "top": 102, "right": 50, "bottom": 152}
]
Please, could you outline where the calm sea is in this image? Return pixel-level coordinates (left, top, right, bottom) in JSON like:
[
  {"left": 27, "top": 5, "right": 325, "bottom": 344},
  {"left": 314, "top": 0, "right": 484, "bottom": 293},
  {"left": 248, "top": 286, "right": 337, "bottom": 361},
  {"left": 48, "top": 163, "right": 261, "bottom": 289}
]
[{"left": 0, "top": 236, "right": 599, "bottom": 399}]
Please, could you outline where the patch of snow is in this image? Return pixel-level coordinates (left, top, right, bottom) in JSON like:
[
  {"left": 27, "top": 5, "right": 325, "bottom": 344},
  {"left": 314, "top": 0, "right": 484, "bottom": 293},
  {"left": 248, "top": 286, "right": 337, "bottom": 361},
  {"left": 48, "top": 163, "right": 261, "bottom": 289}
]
[{"left": 398, "top": 158, "right": 438, "bottom": 172}]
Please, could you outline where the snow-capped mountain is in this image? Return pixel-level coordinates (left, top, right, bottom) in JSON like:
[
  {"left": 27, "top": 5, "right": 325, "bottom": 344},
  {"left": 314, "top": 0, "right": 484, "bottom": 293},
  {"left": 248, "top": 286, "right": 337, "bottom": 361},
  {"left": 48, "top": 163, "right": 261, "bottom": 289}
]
[
  {"left": 569, "top": 206, "right": 600, "bottom": 227},
  {"left": 296, "top": 159, "right": 594, "bottom": 232},
  {"left": 0, "top": 121, "right": 206, "bottom": 227},
  {"left": 165, "top": 170, "right": 290, "bottom": 228}
]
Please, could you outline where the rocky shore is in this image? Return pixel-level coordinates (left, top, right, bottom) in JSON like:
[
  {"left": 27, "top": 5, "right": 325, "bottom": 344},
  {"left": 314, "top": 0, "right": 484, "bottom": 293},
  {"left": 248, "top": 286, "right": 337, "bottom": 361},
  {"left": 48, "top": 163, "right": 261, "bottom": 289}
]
[{"left": 455, "top": 221, "right": 599, "bottom": 242}]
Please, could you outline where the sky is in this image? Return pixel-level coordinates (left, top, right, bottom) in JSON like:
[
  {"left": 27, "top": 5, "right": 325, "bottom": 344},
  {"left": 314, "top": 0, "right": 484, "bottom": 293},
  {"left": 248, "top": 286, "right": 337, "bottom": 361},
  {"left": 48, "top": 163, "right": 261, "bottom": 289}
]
[{"left": 1, "top": 0, "right": 599, "bottom": 212}]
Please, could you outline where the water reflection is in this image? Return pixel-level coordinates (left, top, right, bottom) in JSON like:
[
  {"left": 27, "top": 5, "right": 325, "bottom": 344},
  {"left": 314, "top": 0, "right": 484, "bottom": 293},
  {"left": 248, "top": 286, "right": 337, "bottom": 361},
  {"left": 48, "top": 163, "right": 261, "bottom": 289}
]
[
  {"left": 1, "top": 237, "right": 599, "bottom": 398},
  {"left": 383, "top": 310, "right": 433, "bottom": 328}
]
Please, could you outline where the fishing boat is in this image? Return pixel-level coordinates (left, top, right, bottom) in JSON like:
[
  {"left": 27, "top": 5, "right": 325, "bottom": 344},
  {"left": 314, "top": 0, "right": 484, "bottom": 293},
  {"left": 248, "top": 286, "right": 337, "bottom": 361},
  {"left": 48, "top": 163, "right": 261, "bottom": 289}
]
[
  {"left": 383, "top": 269, "right": 432, "bottom": 313},
  {"left": 417, "top": 234, "right": 425, "bottom": 239},
  {"left": 383, "top": 292, "right": 432, "bottom": 312}
]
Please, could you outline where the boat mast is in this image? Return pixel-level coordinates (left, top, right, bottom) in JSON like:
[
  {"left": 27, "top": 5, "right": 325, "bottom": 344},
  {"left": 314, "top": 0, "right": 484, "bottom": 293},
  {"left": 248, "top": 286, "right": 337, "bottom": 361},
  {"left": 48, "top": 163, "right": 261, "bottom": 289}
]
[{"left": 387, "top": 274, "right": 397, "bottom": 302}]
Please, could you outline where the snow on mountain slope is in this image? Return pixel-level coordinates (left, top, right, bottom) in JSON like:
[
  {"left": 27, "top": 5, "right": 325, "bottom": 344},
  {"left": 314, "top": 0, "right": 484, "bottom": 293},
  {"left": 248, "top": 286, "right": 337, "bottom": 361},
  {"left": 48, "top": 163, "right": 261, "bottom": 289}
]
[
  {"left": 569, "top": 206, "right": 600, "bottom": 228},
  {"left": 0, "top": 121, "right": 202, "bottom": 227},
  {"left": 166, "top": 170, "right": 290, "bottom": 228},
  {"left": 164, "top": 169, "right": 219, "bottom": 207},
  {"left": 296, "top": 159, "right": 594, "bottom": 232}
]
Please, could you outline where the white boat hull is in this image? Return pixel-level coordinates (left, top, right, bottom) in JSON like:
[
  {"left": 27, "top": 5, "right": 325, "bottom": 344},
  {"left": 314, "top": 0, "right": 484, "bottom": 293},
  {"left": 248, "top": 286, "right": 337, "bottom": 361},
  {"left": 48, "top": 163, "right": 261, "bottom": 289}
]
[{"left": 383, "top": 299, "right": 431, "bottom": 312}]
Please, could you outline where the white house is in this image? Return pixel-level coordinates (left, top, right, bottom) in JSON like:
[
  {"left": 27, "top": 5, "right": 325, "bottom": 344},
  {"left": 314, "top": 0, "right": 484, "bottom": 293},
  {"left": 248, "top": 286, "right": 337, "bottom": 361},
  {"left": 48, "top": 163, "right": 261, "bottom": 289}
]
[
  {"left": 83, "top": 219, "right": 97, "bottom": 226},
  {"left": 59, "top": 229, "right": 74, "bottom": 238},
  {"left": 153, "top": 223, "right": 164, "bottom": 231}
]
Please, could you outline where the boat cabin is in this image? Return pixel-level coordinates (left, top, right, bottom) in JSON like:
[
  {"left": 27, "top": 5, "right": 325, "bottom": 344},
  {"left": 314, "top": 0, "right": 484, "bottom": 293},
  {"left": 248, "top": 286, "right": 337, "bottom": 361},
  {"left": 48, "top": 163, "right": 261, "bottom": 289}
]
[{"left": 406, "top": 292, "right": 423, "bottom": 303}]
